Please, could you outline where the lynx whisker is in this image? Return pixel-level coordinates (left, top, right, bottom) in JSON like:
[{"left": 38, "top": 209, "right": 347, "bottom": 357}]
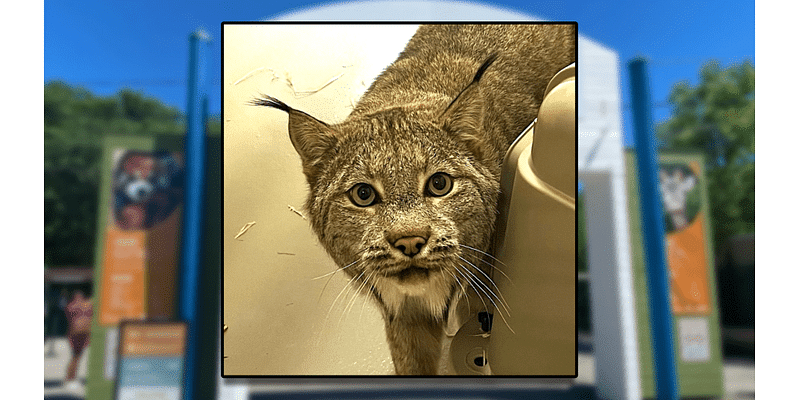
[
  {"left": 446, "top": 268, "right": 471, "bottom": 312},
  {"left": 336, "top": 272, "right": 364, "bottom": 328},
  {"left": 459, "top": 244, "right": 508, "bottom": 266},
  {"left": 340, "top": 269, "right": 375, "bottom": 328},
  {"left": 359, "top": 274, "right": 377, "bottom": 326},
  {"left": 312, "top": 269, "right": 364, "bottom": 348},
  {"left": 457, "top": 255, "right": 512, "bottom": 316},
  {"left": 456, "top": 261, "right": 511, "bottom": 318},
  {"left": 459, "top": 244, "right": 515, "bottom": 286},
  {"left": 311, "top": 250, "right": 368, "bottom": 281},
  {"left": 318, "top": 271, "right": 337, "bottom": 304},
  {"left": 314, "top": 248, "right": 371, "bottom": 303},
  {"left": 452, "top": 265, "right": 489, "bottom": 314},
  {"left": 457, "top": 263, "right": 515, "bottom": 334},
  {"left": 323, "top": 270, "right": 364, "bottom": 329},
  {"left": 316, "top": 258, "right": 364, "bottom": 304}
]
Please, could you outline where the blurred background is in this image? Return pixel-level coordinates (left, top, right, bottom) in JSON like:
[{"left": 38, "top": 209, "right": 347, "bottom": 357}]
[{"left": 40, "top": 0, "right": 756, "bottom": 399}]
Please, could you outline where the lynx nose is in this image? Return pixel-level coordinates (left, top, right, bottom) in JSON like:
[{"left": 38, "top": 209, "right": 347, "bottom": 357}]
[{"left": 393, "top": 236, "right": 427, "bottom": 257}]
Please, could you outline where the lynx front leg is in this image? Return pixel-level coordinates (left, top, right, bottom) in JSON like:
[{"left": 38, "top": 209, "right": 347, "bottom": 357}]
[{"left": 384, "top": 311, "right": 445, "bottom": 375}]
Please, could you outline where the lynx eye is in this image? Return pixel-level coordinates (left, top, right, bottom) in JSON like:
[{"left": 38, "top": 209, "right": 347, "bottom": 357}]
[
  {"left": 349, "top": 183, "right": 378, "bottom": 207},
  {"left": 426, "top": 172, "right": 453, "bottom": 197}
]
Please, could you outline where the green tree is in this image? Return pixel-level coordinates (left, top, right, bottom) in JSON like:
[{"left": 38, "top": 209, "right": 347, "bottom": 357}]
[
  {"left": 657, "top": 60, "right": 755, "bottom": 252},
  {"left": 44, "top": 81, "right": 220, "bottom": 266}
]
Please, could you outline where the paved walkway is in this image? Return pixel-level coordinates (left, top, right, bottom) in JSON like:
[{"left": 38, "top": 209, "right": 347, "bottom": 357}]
[
  {"left": 45, "top": 336, "right": 754, "bottom": 399},
  {"left": 44, "top": 337, "right": 88, "bottom": 399}
]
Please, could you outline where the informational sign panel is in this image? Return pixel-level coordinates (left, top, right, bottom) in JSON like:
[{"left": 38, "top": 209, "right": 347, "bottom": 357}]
[
  {"left": 677, "top": 317, "right": 711, "bottom": 363},
  {"left": 99, "top": 149, "right": 185, "bottom": 325},
  {"left": 99, "top": 228, "right": 147, "bottom": 325},
  {"left": 626, "top": 151, "right": 723, "bottom": 398},
  {"left": 115, "top": 321, "right": 187, "bottom": 400}
]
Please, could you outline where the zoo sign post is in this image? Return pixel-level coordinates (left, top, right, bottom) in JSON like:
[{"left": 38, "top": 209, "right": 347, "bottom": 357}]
[
  {"left": 625, "top": 151, "right": 725, "bottom": 398},
  {"left": 86, "top": 29, "right": 221, "bottom": 400},
  {"left": 86, "top": 135, "right": 186, "bottom": 400},
  {"left": 629, "top": 57, "right": 679, "bottom": 400},
  {"left": 628, "top": 58, "right": 723, "bottom": 400}
]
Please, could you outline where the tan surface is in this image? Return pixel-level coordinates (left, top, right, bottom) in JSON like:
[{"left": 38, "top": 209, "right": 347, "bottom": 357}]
[
  {"left": 488, "top": 68, "right": 576, "bottom": 375},
  {"left": 222, "top": 24, "right": 421, "bottom": 375}
]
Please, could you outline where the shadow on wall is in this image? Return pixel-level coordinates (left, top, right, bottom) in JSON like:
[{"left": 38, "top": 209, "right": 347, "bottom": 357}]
[{"left": 715, "top": 233, "right": 754, "bottom": 359}]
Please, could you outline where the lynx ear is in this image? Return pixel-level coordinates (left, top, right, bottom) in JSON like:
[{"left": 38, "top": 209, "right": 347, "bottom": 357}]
[
  {"left": 252, "top": 95, "right": 337, "bottom": 182},
  {"left": 439, "top": 54, "right": 497, "bottom": 162}
]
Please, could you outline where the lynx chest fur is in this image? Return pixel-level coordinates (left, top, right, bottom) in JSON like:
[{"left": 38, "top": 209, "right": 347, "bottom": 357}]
[{"left": 256, "top": 24, "right": 575, "bottom": 375}]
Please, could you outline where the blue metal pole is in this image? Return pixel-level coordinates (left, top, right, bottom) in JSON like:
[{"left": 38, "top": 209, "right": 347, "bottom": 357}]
[
  {"left": 180, "top": 29, "right": 210, "bottom": 400},
  {"left": 629, "top": 57, "right": 679, "bottom": 400}
]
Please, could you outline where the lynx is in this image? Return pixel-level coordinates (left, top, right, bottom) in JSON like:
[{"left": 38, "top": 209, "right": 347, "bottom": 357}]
[{"left": 254, "top": 24, "right": 575, "bottom": 375}]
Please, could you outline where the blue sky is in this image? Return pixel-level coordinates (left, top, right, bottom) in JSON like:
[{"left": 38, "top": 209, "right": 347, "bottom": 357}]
[{"left": 44, "top": 0, "right": 754, "bottom": 147}]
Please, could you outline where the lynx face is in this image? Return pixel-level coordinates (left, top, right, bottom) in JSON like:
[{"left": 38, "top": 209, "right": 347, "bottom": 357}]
[
  {"left": 254, "top": 57, "right": 502, "bottom": 322},
  {"left": 301, "top": 109, "right": 499, "bottom": 320}
]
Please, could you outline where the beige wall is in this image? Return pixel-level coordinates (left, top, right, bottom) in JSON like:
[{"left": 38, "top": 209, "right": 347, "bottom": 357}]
[{"left": 222, "top": 24, "right": 419, "bottom": 375}]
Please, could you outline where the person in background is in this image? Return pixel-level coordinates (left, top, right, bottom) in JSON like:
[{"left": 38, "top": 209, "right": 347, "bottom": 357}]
[{"left": 64, "top": 290, "right": 92, "bottom": 387}]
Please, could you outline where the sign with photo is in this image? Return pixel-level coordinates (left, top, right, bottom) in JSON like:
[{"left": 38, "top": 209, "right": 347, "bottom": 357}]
[
  {"left": 99, "top": 150, "right": 184, "bottom": 326},
  {"left": 626, "top": 151, "right": 724, "bottom": 398},
  {"left": 658, "top": 161, "right": 711, "bottom": 315}
]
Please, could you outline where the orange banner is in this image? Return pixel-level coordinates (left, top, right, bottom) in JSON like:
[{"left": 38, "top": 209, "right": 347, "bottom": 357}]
[
  {"left": 99, "top": 226, "right": 147, "bottom": 325},
  {"left": 667, "top": 214, "right": 711, "bottom": 315}
]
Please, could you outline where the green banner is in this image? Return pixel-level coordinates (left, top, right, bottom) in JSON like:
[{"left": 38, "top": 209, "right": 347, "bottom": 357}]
[{"left": 626, "top": 151, "right": 724, "bottom": 398}]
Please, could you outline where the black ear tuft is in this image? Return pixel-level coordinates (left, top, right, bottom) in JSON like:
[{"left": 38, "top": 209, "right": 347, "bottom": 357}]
[
  {"left": 438, "top": 54, "right": 499, "bottom": 164},
  {"left": 472, "top": 54, "right": 498, "bottom": 84},
  {"left": 251, "top": 94, "right": 336, "bottom": 185},
  {"left": 250, "top": 95, "right": 293, "bottom": 113}
]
